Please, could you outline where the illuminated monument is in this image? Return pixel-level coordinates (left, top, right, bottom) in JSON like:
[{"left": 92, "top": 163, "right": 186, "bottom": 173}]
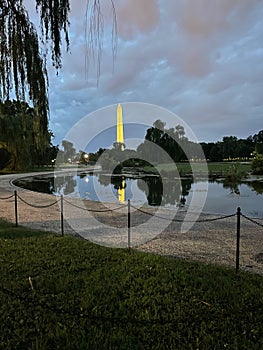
[
  {"left": 116, "top": 103, "right": 125, "bottom": 151},
  {"left": 116, "top": 103, "right": 125, "bottom": 202}
]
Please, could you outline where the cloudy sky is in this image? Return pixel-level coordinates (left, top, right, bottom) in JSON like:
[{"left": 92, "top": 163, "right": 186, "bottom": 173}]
[{"left": 27, "top": 0, "right": 263, "bottom": 151}]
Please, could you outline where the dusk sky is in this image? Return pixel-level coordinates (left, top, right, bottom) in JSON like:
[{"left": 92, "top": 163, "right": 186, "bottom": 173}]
[{"left": 27, "top": 0, "right": 263, "bottom": 151}]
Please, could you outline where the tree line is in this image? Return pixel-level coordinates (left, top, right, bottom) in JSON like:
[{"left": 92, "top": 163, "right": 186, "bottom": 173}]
[
  {"left": 86, "top": 119, "right": 263, "bottom": 175},
  {"left": 201, "top": 133, "right": 263, "bottom": 162},
  {"left": 137, "top": 120, "right": 263, "bottom": 163}
]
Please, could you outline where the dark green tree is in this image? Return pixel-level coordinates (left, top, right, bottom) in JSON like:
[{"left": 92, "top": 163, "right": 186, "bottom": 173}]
[
  {"left": 0, "top": 100, "right": 51, "bottom": 169},
  {"left": 236, "top": 139, "right": 254, "bottom": 159},
  {"left": 253, "top": 131, "right": 263, "bottom": 155},
  {"left": 251, "top": 153, "right": 263, "bottom": 175},
  {"left": 255, "top": 143, "right": 263, "bottom": 155},
  {"left": 221, "top": 136, "right": 238, "bottom": 160},
  {"left": 0, "top": 148, "right": 11, "bottom": 169},
  {"left": 252, "top": 130, "right": 263, "bottom": 143},
  {"left": 0, "top": 0, "right": 71, "bottom": 127},
  {"left": 209, "top": 144, "right": 223, "bottom": 162},
  {"left": 141, "top": 120, "right": 189, "bottom": 163},
  {"left": 200, "top": 143, "right": 215, "bottom": 160}
]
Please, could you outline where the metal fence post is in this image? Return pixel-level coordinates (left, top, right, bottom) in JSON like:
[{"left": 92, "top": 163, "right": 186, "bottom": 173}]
[
  {"left": 236, "top": 207, "right": 241, "bottom": 273},
  {"left": 128, "top": 199, "right": 131, "bottom": 249},
  {"left": 14, "top": 190, "right": 18, "bottom": 227},
  {"left": 61, "top": 195, "right": 64, "bottom": 237}
]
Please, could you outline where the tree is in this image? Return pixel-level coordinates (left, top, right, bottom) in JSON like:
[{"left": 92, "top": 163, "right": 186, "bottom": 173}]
[
  {"left": 175, "top": 125, "right": 185, "bottom": 139},
  {"left": 236, "top": 139, "right": 254, "bottom": 159},
  {"left": 255, "top": 143, "right": 263, "bottom": 155},
  {"left": 0, "top": 148, "right": 11, "bottom": 169},
  {"left": 252, "top": 130, "right": 263, "bottom": 143},
  {"left": 61, "top": 140, "right": 76, "bottom": 162},
  {"left": 0, "top": 100, "right": 51, "bottom": 169},
  {"left": 145, "top": 120, "right": 165, "bottom": 145},
  {"left": 251, "top": 153, "right": 263, "bottom": 175},
  {"left": 221, "top": 136, "right": 238, "bottom": 160},
  {"left": 200, "top": 142, "right": 221, "bottom": 161},
  {"left": 209, "top": 144, "right": 223, "bottom": 162},
  {"left": 253, "top": 130, "right": 263, "bottom": 155},
  {"left": 0, "top": 1, "right": 116, "bottom": 119},
  {"left": 0, "top": 2, "right": 117, "bottom": 170},
  {"left": 142, "top": 120, "right": 189, "bottom": 163},
  {"left": 0, "top": 0, "right": 69, "bottom": 126}
]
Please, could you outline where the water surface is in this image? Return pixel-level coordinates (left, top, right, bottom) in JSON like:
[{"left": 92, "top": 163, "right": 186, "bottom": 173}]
[{"left": 14, "top": 172, "right": 263, "bottom": 218}]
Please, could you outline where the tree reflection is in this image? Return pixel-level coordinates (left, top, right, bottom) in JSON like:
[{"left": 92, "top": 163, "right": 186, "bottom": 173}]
[
  {"left": 180, "top": 178, "right": 192, "bottom": 205},
  {"left": 137, "top": 177, "right": 163, "bottom": 206},
  {"left": 15, "top": 176, "right": 55, "bottom": 194},
  {"left": 55, "top": 175, "right": 77, "bottom": 195},
  {"left": 246, "top": 181, "right": 263, "bottom": 195},
  {"left": 137, "top": 176, "right": 193, "bottom": 206},
  {"left": 111, "top": 176, "right": 127, "bottom": 190},
  {"left": 221, "top": 179, "right": 241, "bottom": 195},
  {"left": 97, "top": 174, "right": 111, "bottom": 187}
]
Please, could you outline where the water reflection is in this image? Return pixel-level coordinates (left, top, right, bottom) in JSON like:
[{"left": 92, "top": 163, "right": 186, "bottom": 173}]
[
  {"left": 136, "top": 177, "right": 192, "bottom": 206},
  {"left": 55, "top": 175, "right": 77, "bottom": 195},
  {"left": 96, "top": 174, "right": 126, "bottom": 202},
  {"left": 214, "top": 178, "right": 263, "bottom": 197},
  {"left": 15, "top": 176, "right": 55, "bottom": 194},
  {"left": 221, "top": 179, "right": 241, "bottom": 195},
  {"left": 97, "top": 173, "right": 111, "bottom": 187},
  {"left": 137, "top": 177, "right": 163, "bottom": 206},
  {"left": 13, "top": 173, "right": 263, "bottom": 216},
  {"left": 112, "top": 176, "right": 126, "bottom": 203},
  {"left": 247, "top": 181, "right": 263, "bottom": 195}
]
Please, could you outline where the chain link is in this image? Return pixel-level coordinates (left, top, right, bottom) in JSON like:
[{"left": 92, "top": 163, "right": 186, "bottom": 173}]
[
  {"left": 0, "top": 193, "right": 14, "bottom": 200},
  {"left": 131, "top": 205, "right": 236, "bottom": 223},
  {"left": 241, "top": 213, "right": 263, "bottom": 228},
  {"left": 63, "top": 197, "right": 128, "bottom": 212},
  {"left": 17, "top": 194, "right": 60, "bottom": 208}
]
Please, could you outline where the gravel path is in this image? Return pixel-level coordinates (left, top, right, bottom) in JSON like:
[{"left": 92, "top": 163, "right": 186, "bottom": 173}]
[{"left": 0, "top": 170, "right": 263, "bottom": 274}]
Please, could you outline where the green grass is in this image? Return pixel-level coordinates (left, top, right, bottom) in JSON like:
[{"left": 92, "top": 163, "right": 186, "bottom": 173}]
[
  {"left": 144, "top": 162, "right": 252, "bottom": 176},
  {"left": 0, "top": 220, "right": 263, "bottom": 349},
  {"left": 206, "top": 162, "right": 251, "bottom": 175}
]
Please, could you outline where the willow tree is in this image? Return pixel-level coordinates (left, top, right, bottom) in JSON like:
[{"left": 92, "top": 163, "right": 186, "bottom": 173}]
[
  {"left": 0, "top": 100, "right": 53, "bottom": 169},
  {"left": 0, "top": 0, "right": 117, "bottom": 132}
]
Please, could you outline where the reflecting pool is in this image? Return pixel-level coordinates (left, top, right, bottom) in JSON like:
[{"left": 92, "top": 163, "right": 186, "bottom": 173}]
[{"left": 14, "top": 172, "right": 263, "bottom": 218}]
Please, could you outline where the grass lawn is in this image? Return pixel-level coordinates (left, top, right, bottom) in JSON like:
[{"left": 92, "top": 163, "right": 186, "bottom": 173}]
[
  {"left": 144, "top": 162, "right": 252, "bottom": 176},
  {"left": 0, "top": 219, "right": 263, "bottom": 349}
]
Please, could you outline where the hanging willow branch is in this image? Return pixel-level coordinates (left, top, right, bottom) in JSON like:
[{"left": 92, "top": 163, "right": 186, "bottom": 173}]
[
  {"left": 85, "top": 0, "right": 117, "bottom": 85},
  {"left": 0, "top": 0, "right": 117, "bottom": 122},
  {"left": 0, "top": 0, "right": 71, "bottom": 126},
  {"left": 35, "top": 0, "right": 70, "bottom": 70}
]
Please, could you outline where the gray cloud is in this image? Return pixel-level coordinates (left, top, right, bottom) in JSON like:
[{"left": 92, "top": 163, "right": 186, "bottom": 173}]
[{"left": 116, "top": 0, "right": 160, "bottom": 40}]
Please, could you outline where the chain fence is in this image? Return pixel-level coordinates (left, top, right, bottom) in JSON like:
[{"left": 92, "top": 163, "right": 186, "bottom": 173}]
[
  {"left": 0, "top": 190, "right": 263, "bottom": 272},
  {"left": 240, "top": 212, "right": 263, "bottom": 228},
  {"left": 0, "top": 193, "right": 15, "bottom": 200},
  {"left": 132, "top": 204, "right": 237, "bottom": 223},
  {"left": 17, "top": 193, "right": 60, "bottom": 208}
]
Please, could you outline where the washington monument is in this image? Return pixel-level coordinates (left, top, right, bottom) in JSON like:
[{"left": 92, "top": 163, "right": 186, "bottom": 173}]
[{"left": 116, "top": 103, "right": 125, "bottom": 151}]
